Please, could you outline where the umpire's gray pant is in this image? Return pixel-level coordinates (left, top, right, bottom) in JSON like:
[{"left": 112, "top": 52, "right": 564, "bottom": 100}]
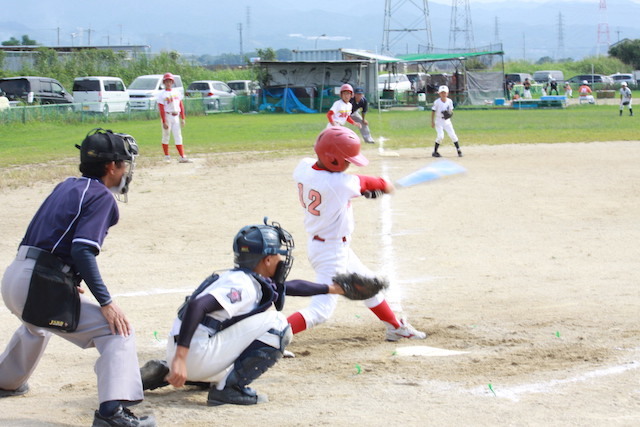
[
  {"left": 350, "top": 112, "right": 373, "bottom": 142},
  {"left": 0, "top": 248, "right": 144, "bottom": 404}
]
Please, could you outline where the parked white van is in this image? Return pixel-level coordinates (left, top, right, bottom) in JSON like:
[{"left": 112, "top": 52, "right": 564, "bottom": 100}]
[
  {"left": 127, "top": 74, "right": 184, "bottom": 110},
  {"left": 73, "top": 76, "right": 130, "bottom": 115}
]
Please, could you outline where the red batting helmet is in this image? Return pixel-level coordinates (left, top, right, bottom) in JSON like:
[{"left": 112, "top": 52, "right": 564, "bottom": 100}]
[
  {"left": 163, "top": 73, "right": 175, "bottom": 82},
  {"left": 340, "top": 83, "right": 354, "bottom": 94},
  {"left": 314, "top": 126, "right": 368, "bottom": 172}
]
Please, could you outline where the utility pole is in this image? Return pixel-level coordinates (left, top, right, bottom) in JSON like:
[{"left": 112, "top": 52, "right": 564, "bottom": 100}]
[{"left": 238, "top": 23, "right": 243, "bottom": 57}]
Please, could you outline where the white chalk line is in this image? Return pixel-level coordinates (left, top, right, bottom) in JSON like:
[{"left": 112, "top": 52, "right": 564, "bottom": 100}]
[{"left": 465, "top": 360, "right": 640, "bottom": 402}]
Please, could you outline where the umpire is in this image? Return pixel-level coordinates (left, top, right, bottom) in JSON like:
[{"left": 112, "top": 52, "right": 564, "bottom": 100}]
[
  {"left": 350, "top": 87, "right": 375, "bottom": 144},
  {"left": 0, "top": 129, "right": 155, "bottom": 426}
]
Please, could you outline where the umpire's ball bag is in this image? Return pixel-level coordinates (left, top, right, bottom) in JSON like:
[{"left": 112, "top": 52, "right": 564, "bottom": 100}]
[{"left": 22, "top": 253, "right": 81, "bottom": 332}]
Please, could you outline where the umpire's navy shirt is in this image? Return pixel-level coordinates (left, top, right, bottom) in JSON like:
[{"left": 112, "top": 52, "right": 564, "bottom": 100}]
[
  {"left": 350, "top": 96, "right": 369, "bottom": 115},
  {"left": 21, "top": 176, "right": 119, "bottom": 268}
]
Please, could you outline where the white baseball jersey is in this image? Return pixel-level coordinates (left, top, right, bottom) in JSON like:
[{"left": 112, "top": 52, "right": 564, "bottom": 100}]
[
  {"left": 293, "top": 158, "right": 360, "bottom": 239},
  {"left": 620, "top": 87, "right": 632, "bottom": 103},
  {"left": 432, "top": 97, "right": 454, "bottom": 123},
  {"left": 156, "top": 88, "right": 182, "bottom": 114},
  {"left": 328, "top": 99, "right": 353, "bottom": 126}
]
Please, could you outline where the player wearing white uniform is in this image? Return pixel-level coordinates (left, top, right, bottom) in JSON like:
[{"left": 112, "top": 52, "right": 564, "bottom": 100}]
[
  {"left": 326, "top": 84, "right": 361, "bottom": 130},
  {"left": 156, "top": 73, "right": 191, "bottom": 163},
  {"left": 288, "top": 126, "right": 426, "bottom": 341},
  {"left": 619, "top": 82, "right": 633, "bottom": 116},
  {"left": 431, "top": 85, "right": 462, "bottom": 158},
  {"left": 139, "top": 219, "right": 346, "bottom": 406}
]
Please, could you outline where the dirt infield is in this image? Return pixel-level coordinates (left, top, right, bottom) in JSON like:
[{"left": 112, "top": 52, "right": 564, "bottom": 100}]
[{"left": 1, "top": 141, "right": 639, "bottom": 426}]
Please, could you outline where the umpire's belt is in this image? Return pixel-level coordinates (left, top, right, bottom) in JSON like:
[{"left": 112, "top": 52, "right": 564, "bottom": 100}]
[
  {"left": 313, "top": 235, "right": 347, "bottom": 243},
  {"left": 18, "top": 246, "right": 72, "bottom": 274}
]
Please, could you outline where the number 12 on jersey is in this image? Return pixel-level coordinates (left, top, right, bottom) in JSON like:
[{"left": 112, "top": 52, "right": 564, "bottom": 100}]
[{"left": 297, "top": 183, "right": 321, "bottom": 216}]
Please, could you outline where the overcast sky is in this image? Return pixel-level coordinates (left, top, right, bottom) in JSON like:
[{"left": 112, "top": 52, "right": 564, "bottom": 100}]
[{"left": 2, "top": 0, "right": 639, "bottom": 60}]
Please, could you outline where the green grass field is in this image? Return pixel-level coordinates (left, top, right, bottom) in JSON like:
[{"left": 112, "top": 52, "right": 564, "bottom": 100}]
[{"left": 1, "top": 106, "right": 638, "bottom": 169}]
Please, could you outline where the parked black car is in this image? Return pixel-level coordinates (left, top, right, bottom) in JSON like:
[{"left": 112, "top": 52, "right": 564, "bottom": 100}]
[{"left": 0, "top": 76, "right": 74, "bottom": 104}]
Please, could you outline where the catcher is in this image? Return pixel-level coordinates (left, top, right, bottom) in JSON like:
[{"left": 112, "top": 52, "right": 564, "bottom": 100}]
[
  {"left": 431, "top": 85, "right": 463, "bottom": 158},
  {"left": 139, "top": 219, "right": 386, "bottom": 407}
]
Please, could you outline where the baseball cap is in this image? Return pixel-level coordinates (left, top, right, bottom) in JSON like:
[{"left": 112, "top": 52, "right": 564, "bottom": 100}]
[
  {"left": 354, "top": 87, "right": 364, "bottom": 94},
  {"left": 438, "top": 85, "right": 449, "bottom": 93},
  {"left": 163, "top": 73, "right": 175, "bottom": 82}
]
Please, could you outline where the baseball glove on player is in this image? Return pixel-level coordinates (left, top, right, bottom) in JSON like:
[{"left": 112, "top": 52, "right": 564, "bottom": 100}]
[
  {"left": 332, "top": 273, "right": 389, "bottom": 300},
  {"left": 442, "top": 110, "right": 453, "bottom": 120}
]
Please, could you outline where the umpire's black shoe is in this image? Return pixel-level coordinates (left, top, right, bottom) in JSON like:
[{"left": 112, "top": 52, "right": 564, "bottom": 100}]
[
  {"left": 207, "top": 385, "right": 268, "bottom": 406},
  {"left": 92, "top": 406, "right": 156, "bottom": 427},
  {"left": 0, "top": 383, "right": 28, "bottom": 398},
  {"left": 140, "top": 360, "right": 169, "bottom": 391}
]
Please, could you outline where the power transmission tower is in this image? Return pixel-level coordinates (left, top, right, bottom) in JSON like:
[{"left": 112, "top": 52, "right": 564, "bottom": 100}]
[
  {"left": 448, "top": 0, "right": 475, "bottom": 52},
  {"left": 493, "top": 16, "right": 500, "bottom": 44},
  {"left": 557, "top": 12, "right": 565, "bottom": 60},
  {"left": 596, "top": 0, "right": 610, "bottom": 55},
  {"left": 382, "top": 0, "right": 432, "bottom": 55}
]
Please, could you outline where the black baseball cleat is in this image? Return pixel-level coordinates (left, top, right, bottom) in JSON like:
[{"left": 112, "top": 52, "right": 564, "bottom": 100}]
[
  {"left": 140, "top": 360, "right": 169, "bottom": 391},
  {"left": 432, "top": 151, "right": 441, "bottom": 158},
  {"left": 0, "top": 383, "right": 29, "bottom": 398},
  {"left": 364, "top": 138, "right": 375, "bottom": 144},
  {"left": 92, "top": 406, "right": 156, "bottom": 427},
  {"left": 458, "top": 150, "right": 463, "bottom": 157},
  {"left": 207, "top": 385, "right": 268, "bottom": 406}
]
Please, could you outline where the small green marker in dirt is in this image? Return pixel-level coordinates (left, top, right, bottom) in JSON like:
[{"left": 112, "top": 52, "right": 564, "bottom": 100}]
[
  {"left": 153, "top": 331, "right": 160, "bottom": 341},
  {"left": 488, "top": 383, "right": 497, "bottom": 397},
  {"left": 355, "top": 364, "right": 362, "bottom": 374},
  {"left": 555, "top": 331, "right": 561, "bottom": 338}
]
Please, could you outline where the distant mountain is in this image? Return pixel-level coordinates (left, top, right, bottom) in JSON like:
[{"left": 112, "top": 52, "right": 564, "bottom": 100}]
[{"left": 1, "top": 0, "right": 638, "bottom": 62}]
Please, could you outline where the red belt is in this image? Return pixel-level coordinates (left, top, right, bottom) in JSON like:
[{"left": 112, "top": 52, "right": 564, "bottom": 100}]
[
  {"left": 166, "top": 112, "right": 179, "bottom": 116},
  {"left": 313, "top": 235, "right": 346, "bottom": 242}
]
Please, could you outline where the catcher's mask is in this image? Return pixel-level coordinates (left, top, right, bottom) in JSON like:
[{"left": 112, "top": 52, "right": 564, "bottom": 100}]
[
  {"left": 76, "top": 128, "right": 139, "bottom": 202},
  {"left": 314, "top": 126, "right": 368, "bottom": 172},
  {"left": 233, "top": 217, "right": 295, "bottom": 283}
]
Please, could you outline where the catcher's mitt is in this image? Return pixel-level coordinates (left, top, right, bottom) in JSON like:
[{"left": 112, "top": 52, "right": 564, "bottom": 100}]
[
  {"left": 332, "top": 273, "right": 389, "bottom": 300},
  {"left": 442, "top": 110, "right": 453, "bottom": 120}
]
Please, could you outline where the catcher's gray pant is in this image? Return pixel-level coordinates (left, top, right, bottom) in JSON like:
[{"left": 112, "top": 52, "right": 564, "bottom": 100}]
[
  {"left": 165, "top": 311, "right": 289, "bottom": 386},
  {"left": 0, "top": 246, "right": 144, "bottom": 404},
  {"left": 434, "top": 119, "right": 458, "bottom": 144},
  {"left": 350, "top": 112, "right": 373, "bottom": 141},
  {"left": 298, "top": 236, "right": 384, "bottom": 329}
]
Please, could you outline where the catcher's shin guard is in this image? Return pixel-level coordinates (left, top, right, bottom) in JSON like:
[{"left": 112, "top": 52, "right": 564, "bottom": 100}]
[{"left": 226, "top": 325, "right": 292, "bottom": 389}]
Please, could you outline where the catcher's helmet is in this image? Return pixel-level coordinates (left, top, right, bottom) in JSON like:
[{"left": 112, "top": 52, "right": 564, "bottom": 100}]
[
  {"left": 314, "top": 126, "right": 368, "bottom": 172},
  {"left": 582, "top": 80, "right": 588, "bottom": 85},
  {"left": 340, "top": 83, "right": 354, "bottom": 94},
  {"left": 163, "top": 72, "right": 175, "bottom": 82},
  {"left": 77, "top": 128, "right": 138, "bottom": 164},
  {"left": 233, "top": 218, "right": 295, "bottom": 281}
]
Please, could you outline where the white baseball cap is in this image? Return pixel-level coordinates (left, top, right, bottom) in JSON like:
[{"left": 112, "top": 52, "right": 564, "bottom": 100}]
[
  {"left": 438, "top": 85, "right": 449, "bottom": 93},
  {"left": 582, "top": 80, "right": 588, "bottom": 85},
  {"left": 621, "top": 81, "right": 628, "bottom": 86}
]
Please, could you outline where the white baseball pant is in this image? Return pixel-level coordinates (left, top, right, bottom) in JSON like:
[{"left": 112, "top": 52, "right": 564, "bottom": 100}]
[{"left": 161, "top": 113, "right": 183, "bottom": 145}]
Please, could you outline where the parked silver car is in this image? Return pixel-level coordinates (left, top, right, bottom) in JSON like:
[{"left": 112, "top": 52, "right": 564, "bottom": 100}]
[{"left": 186, "top": 80, "right": 236, "bottom": 111}]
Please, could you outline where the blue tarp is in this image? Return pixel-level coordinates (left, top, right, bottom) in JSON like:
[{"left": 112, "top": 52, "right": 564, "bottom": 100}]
[{"left": 260, "top": 88, "right": 317, "bottom": 114}]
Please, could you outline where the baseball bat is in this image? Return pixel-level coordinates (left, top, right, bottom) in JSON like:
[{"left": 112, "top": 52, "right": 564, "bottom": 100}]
[{"left": 395, "top": 159, "right": 466, "bottom": 188}]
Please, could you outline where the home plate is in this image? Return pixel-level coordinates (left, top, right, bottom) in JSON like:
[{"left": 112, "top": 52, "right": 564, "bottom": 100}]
[{"left": 395, "top": 346, "right": 468, "bottom": 357}]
